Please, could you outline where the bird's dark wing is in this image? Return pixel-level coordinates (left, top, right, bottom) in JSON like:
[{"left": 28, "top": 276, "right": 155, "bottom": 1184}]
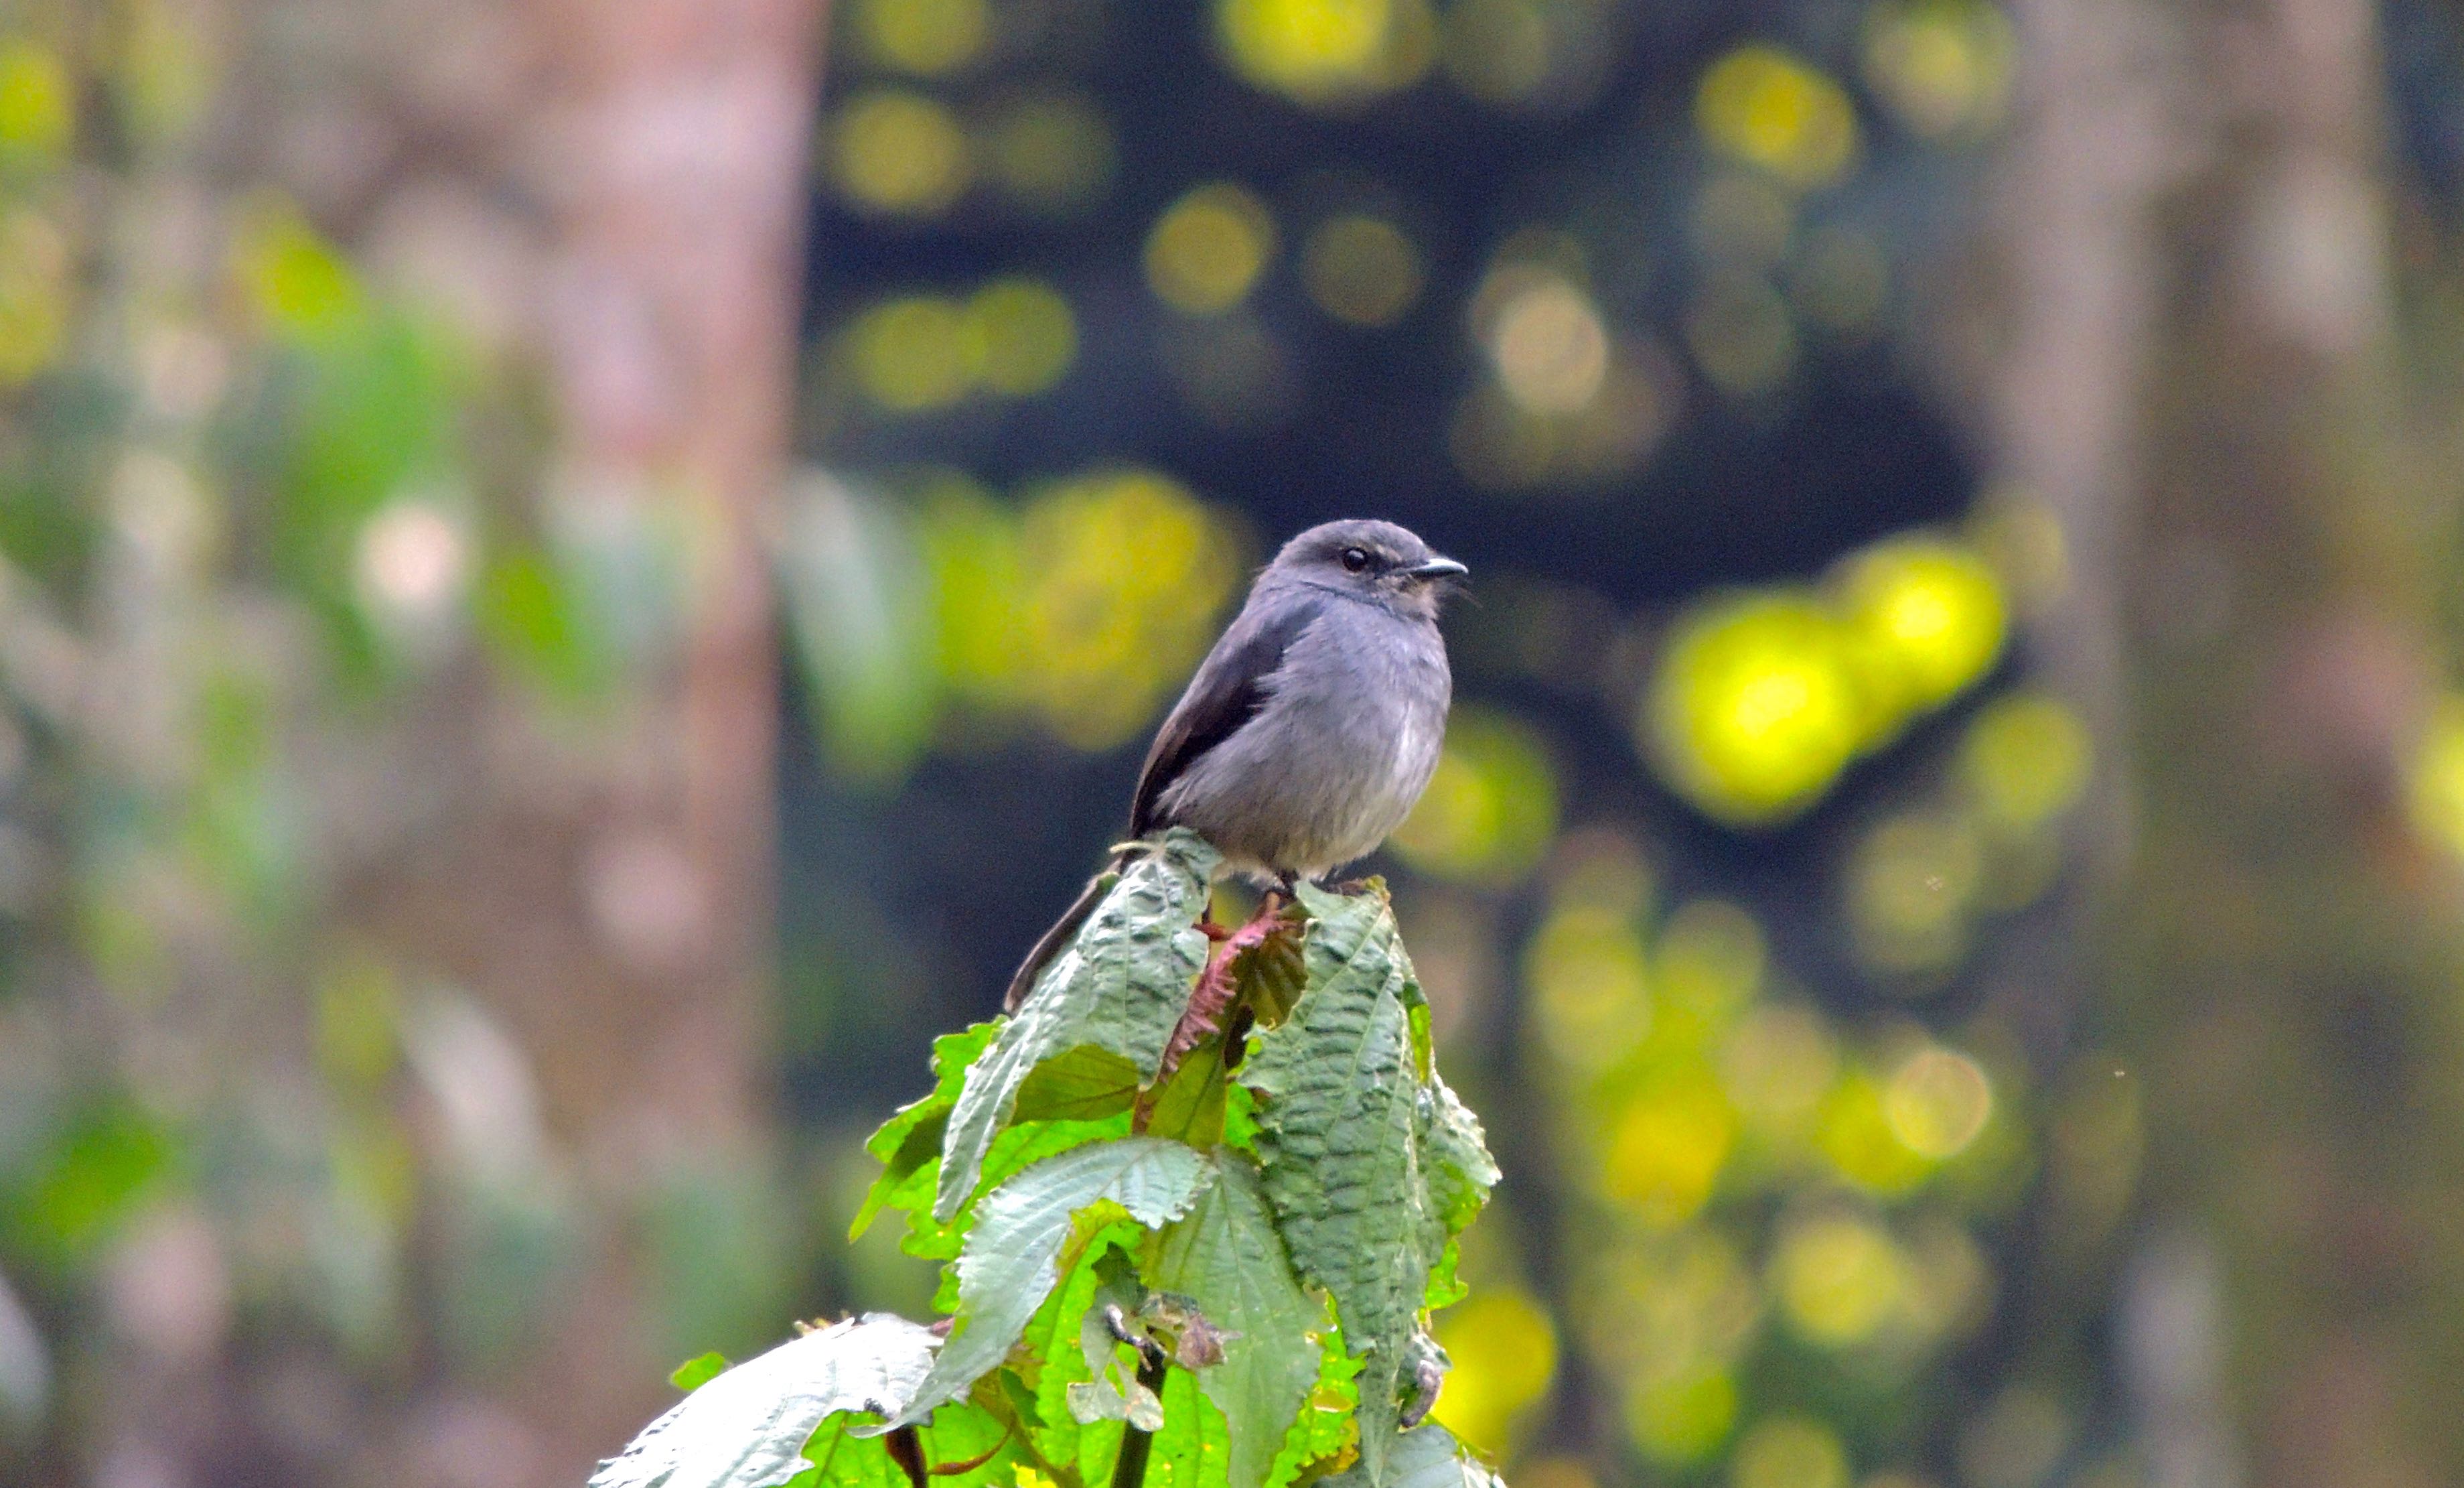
[{"left": 1129, "top": 593, "right": 1323, "bottom": 837}]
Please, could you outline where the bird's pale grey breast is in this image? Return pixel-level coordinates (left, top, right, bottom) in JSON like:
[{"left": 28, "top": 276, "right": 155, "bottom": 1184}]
[{"left": 1157, "top": 582, "right": 1450, "bottom": 879}]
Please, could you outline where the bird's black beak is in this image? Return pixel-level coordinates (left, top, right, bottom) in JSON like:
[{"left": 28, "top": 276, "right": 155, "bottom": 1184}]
[{"left": 1404, "top": 556, "right": 1468, "bottom": 581}]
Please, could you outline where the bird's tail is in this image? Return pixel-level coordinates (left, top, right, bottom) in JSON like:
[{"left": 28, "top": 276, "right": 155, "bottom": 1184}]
[{"left": 1001, "top": 851, "right": 1134, "bottom": 1012}]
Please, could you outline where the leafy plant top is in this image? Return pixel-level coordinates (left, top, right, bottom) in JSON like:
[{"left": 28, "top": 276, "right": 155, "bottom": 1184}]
[{"left": 593, "top": 830, "right": 1506, "bottom": 1488}]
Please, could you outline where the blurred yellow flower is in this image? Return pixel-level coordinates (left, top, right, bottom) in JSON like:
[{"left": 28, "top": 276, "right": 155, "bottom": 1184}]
[
  {"left": 1733, "top": 1416, "right": 1851, "bottom": 1488},
  {"left": 1526, "top": 903, "right": 1652, "bottom": 1072},
  {"left": 234, "top": 201, "right": 366, "bottom": 338},
  {"left": 1626, "top": 1361, "right": 1739, "bottom": 1463},
  {"left": 983, "top": 94, "right": 1116, "bottom": 212},
  {"left": 1489, "top": 275, "right": 1609, "bottom": 415},
  {"left": 847, "top": 296, "right": 973, "bottom": 411},
  {"left": 1145, "top": 184, "right": 1278, "bottom": 316},
  {"left": 1217, "top": 0, "right": 1431, "bottom": 105},
  {"left": 1646, "top": 592, "right": 1863, "bottom": 825},
  {"left": 855, "top": 0, "right": 991, "bottom": 76},
  {"left": 1603, "top": 1075, "right": 1735, "bottom": 1225},
  {"left": 1654, "top": 900, "right": 1766, "bottom": 1042},
  {"left": 1837, "top": 537, "right": 2008, "bottom": 732},
  {"left": 1845, "top": 811, "right": 1983, "bottom": 979},
  {"left": 1721, "top": 1005, "right": 1840, "bottom": 1146},
  {"left": 2405, "top": 693, "right": 2464, "bottom": 859},
  {"left": 1432, "top": 1286, "right": 1557, "bottom": 1452},
  {"left": 963, "top": 279, "right": 1078, "bottom": 397},
  {"left": 1818, "top": 1071, "right": 1933, "bottom": 1193},
  {"left": 0, "top": 40, "right": 72, "bottom": 157},
  {"left": 1772, "top": 1213, "right": 1909, "bottom": 1347},
  {"left": 1014, "top": 471, "right": 1243, "bottom": 750},
  {"left": 1863, "top": 0, "right": 2015, "bottom": 141},
  {"left": 831, "top": 90, "right": 970, "bottom": 216},
  {"left": 1959, "top": 692, "right": 2092, "bottom": 833},
  {"left": 0, "top": 210, "right": 67, "bottom": 384},
  {"left": 1697, "top": 46, "right": 1860, "bottom": 190},
  {"left": 1884, "top": 1046, "right": 1992, "bottom": 1159},
  {"left": 1302, "top": 213, "right": 1425, "bottom": 327}
]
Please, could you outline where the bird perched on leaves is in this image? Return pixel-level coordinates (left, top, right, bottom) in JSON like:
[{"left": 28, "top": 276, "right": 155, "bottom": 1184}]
[{"left": 1004, "top": 519, "right": 1465, "bottom": 1010}]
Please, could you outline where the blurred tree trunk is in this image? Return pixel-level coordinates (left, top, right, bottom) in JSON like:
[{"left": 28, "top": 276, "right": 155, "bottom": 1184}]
[
  {"left": 357, "top": 0, "right": 828, "bottom": 1481},
  {"left": 1999, "top": 0, "right": 2464, "bottom": 1479}
]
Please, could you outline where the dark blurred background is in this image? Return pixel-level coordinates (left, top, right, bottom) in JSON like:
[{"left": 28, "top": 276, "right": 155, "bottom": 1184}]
[{"left": 8, "top": 1, "right": 2464, "bottom": 1486}]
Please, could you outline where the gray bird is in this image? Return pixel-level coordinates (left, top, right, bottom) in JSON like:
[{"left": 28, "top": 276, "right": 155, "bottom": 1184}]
[{"left": 1004, "top": 519, "right": 1465, "bottom": 1010}]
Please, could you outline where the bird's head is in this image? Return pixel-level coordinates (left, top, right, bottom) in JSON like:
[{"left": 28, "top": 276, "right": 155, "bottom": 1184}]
[{"left": 1269, "top": 519, "right": 1467, "bottom": 620}]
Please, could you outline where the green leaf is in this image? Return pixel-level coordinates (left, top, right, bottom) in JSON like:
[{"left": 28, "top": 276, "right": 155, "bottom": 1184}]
[
  {"left": 1013, "top": 1046, "right": 1145, "bottom": 1124},
  {"left": 588, "top": 1314, "right": 935, "bottom": 1488},
  {"left": 1238, "top": 884, "right": 1445, "bottom": 1487},
  {"left": 936, "top": 832, "right": 1220, "bottom": 1220},
  {"left": 1315, "top": 1424, "right": 1500, "bottom": 1488},
  {"left": 1023, "top": 1221, "right": 1145, "bottom": 1479},
  {"left": 1418, "top": 1078, "right": 1498, "bottom": 1236},
  {"left": 1152, "top": 1154, "right": 1323, "bottom": 1488},
  {"left": 671, "top": 1352, "right": 731, "bottom": 1392},
  {"left": 1143, "top": 1366, "right": 1232, "bottom": 1488},
  {"left": 1264, "top": 1326, "right": 1361, "bottom": 1488},
  {"left": 788, "top": 1399, "right": 1010, "bottom": 1488},
  {"left": 889, "top": 1138, "right": 1216, "bottom": 1427},
  {"left": 853, "top": 1022, "right": 1003, "bottom": 1239},
  {"left": 902, "top": 1113, "right": 1138, "bottom": 1314},
  {"left": 1143, "top": 1040, "right": 1231, "bottom": 1147}
]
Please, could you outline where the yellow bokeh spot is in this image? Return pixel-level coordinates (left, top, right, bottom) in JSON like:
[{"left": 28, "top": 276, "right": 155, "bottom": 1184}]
[
  {"left": 1773, "top": 1214, "right": 1909, "bottom": 1347},
  {"left": 1489, "top": 276, "right": 1609, "bottom": 414},
  {"left": 1697, "top": 46, "right": 1861, "bottom": 190},
  {"left": 1390, "top": 706, "right": 1560, "bottom": 883},
  {"left": 1014, "top": 472, "right": 1244, "bottom": 750},
  {"left": 1885, "top": 1046, "right": 1992, "bottom": 1158},
  {"left": 1014, "top": 1467, "right": 1059, "bottom": 1488},
  {"left": 1145, "top": 183, "right": 1278, "bottom": 316},
  {"left": 964, "top": 279, "right": 1077, "bottom": 397},
  {"left": 1692, "top": 174, "right": 1798, "bottom": 270},
  {"left": 1432, "top": 1287, "right": 1558, "bottom": 1452},
  {"left": 855, "top": 0, "right": 991, "bottom": 76},
  {"left": 1626, "top": 1362, "right": 1739, "bottom": 1463},
  {"left": 985, "top": 94, "right": 1116, "bottom": 212},
  {"left": 1526, "top": 904, "right": 1652, "bottom": 1073},
  {"left": 1685, "top": 273, "right": 1798, "bottom": 396},
  {"left": 1818, "top": 1071, "right": 1933, "bottom": 1193},
  {"left": 1722, "top": 1005, "right": 1840, "bottom": 1144},
  {"left": 1838, "top": 537, "right": 2008, "bottom": 730},
  {"left": 1733, "top": 1416, "right": 1852, "bottom": 1488},
  {"left": 1602, "top": 1075, "right": 1735, "bottom": 1225},
  {"left": 848, "top": 296, "right": 973, "bottom": 411},
  {"left": 0, "top": 40, "right": 72, "bottom": 156},
  {"left": 2405, "top": 695, "right": 2464, "bottom": 858},
  {"left": 235, "top": 201, "right": 366, "bottom": 338},
  {"left": 1845, "top": 812, "right": 1982, "bottom": 978},
  {"left": 1441, "top": 0, "right": 1554, "bottom": 107},
  {"left": 1863, "top": 0, "right": 2015, "bottom": 140},
  {"left": 1302, "top": 213, "right": 1425, "bottom": 327},
  {"left": 1217, "top": 0, "right": 1430, "bottom": 105},
  {"left": 1654, "top": 899, "right": 1765, "bottom": 1041},
  {"left": 1790, "top": 225, "right": 1889, "bottom": 333},
  {"left": 1960, "top": 692, "right": 2091, "bottom": 832},
  {"left": 1646, "top": 592, "right": 1863, "bottom": 825},
  {"left": 916, "top": 474, "right": 1025, "bottom": 701},
  {"left": 832, "top": 90, "right": 970, "bottom": 216},
  {"left": 0, "top": 210, "right": 67, "bottom": 385}
]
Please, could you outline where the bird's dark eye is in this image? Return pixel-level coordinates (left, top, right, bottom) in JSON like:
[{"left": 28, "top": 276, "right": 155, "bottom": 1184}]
[{"left": 1341, "top": 547, "right": 1372, "bottom": 573}]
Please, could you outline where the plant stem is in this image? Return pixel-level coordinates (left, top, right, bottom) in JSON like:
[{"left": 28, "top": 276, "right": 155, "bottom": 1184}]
[{"left": 1108, "top": 1353, "right": 1172, "bottom": 1488}]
